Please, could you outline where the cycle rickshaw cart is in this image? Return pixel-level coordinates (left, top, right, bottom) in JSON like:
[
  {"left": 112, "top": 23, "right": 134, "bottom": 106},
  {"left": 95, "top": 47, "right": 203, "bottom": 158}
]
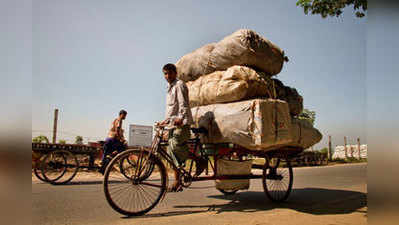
[
  {"left": 32, "top": 143, "right": 102, "bottom": 185},
  {"left": 33, "top": 140, "right": 146, "bottom": 185},
  {"left": 103, "top": 125, "right": 304, "bottom": 216}
]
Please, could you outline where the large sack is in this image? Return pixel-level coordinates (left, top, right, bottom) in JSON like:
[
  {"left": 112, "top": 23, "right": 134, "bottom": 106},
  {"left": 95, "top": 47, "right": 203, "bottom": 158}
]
[
  {"left": 288, "top": 118, "right": 322, "bottom": 149},
  {"left": 191, "top": 99, "right": 293, "bottom": 150},
  {"left": 175, "top": 44, "right": 216, "bottom": 81},
  {"left": 215, "top": 159, "right": 252, "bottom": 191},
  {"left": 273, "top": 79, "right": 303, "bottom": 116},
  {"left": 177, "top": 29, "right": 286, "bottom": 82},
  {"left": 187, "top": 66, "right": 273, "bottom": 107},
  {"left": 186, "top": 66, "right": 303, "bottom": 116}
]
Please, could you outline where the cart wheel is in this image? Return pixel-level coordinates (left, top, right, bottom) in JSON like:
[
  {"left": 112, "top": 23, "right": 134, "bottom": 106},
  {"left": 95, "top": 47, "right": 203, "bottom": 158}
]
[
  {"left": 41, "top": 150, "right": 79, "bottom": 185},
  {"left": 104, "top": 149, "right": 167, "bottom": 216},
  {"left": 262, "top": 158, "right": 293, "bottom": 202},
  {"left": 33, "top": 155, "right": 47, "bottom": 182},
  {"left": 217, "top": 188, "right": 238, "bottom": 195}
]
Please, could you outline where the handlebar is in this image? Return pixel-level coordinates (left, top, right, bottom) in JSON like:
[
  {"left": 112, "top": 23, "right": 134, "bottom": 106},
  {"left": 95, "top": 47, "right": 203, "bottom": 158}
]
[{"left": 154, "top": 122, "right": 176, "bottom": 130}]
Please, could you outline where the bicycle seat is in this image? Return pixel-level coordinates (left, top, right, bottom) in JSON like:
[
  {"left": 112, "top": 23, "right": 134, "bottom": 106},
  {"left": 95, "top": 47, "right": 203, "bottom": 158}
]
[{"left": 191, "top": 127, "right": 208, "bottom": 135}]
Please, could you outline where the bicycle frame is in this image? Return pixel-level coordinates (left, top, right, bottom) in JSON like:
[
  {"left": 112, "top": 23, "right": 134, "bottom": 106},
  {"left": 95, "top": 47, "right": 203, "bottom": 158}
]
[
  {"left": 148, "top": 126, "right": 203, "bottom": 178},
  {"left": 134, "top": 126, "right": 269, "bottom": 185}
]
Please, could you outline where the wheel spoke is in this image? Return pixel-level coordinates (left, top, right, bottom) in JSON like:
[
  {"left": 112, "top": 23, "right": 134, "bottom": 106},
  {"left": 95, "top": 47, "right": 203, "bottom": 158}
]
[
  {"left": 263, "top": 158, "right": 293, "bottom": 202},
  {"left": 104, "top": 149, "right": 166, "bottom": 216},
  {"left": 41, "top": 150, "right": 79, "bottom": 184}
]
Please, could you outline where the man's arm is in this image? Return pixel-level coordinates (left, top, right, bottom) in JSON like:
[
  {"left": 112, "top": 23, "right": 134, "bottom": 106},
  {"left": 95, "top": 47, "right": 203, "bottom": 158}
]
[
  {"left": 159, "top": 119, "right": 170, "bottom": 126},
  {"left": 175, "top": 82, "right": 190, "bottom": 126},
  {"left": 115, "top": 119, "right": 123, "bottom": 139}
]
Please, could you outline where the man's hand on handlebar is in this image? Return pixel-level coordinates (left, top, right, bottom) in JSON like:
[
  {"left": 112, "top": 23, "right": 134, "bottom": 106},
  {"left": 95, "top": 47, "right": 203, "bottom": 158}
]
[
  {"left": 156, "top": 118, "right": 183, "bottom": 128},
  {"left": 173, "top": 118, "right": 183, "bottom": 126},
  {"left": 156, "top": 119, "right": 169, "bottom": 128}
]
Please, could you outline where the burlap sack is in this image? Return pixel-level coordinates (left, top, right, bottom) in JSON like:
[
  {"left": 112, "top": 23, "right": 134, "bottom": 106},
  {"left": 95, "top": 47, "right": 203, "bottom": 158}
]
[
  {"left": 186, "top": 66, "right": 303, "bottom": 116},
  {"left": 215, "top": 159, "right": 252, "bottom": 191},
  {"left": 191, "top": 99, "right": 293, "bottom": 150},
  {"left": 187, "top": 66, "right": 273, "bottom": 107},
  {"left": 175, "top": 43, "right": 215, "bottom": 82},
  {"left": 176, "top": 29, "right": 286, "bottom": 82},
  {"left": 287, "top": 118, "right": 322, "bottom": 149},
  {"left": 272, "top": 79, "right": 303, "bottom": 116}
]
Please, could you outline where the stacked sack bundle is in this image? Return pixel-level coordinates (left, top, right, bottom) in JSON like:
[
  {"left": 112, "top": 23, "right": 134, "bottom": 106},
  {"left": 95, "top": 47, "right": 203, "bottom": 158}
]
[{"left": 176, "top": 29, "right": 322, "bottom": 151}]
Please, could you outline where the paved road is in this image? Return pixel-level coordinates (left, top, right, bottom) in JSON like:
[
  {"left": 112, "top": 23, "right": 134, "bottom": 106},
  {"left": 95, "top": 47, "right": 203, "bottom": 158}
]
[{"left": 32, "top": 163, "right": 367, "bottom": 225}]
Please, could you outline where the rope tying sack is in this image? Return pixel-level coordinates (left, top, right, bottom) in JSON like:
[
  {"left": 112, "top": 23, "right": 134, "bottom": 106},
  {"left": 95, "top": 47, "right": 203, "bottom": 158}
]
[
  {"left": 298, "top": 121, "right": 302, "bottom": 144},
  {"left": 274, "top": 100, "right": 278, "bottom": 142},
  {"left": 193, "top": 76, "right": 205, "bottom": 128}
]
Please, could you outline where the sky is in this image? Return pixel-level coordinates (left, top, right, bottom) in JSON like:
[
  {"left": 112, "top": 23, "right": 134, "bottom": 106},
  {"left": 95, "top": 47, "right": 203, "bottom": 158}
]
[{"left": 32, "top": 0, "right": 367, "bottom": 148}]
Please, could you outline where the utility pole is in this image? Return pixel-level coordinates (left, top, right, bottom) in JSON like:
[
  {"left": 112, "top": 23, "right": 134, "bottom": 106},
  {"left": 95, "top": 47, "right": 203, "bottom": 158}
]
[
  {"left": 328, "top": 135, "right": 332, "bottom": 161},
  {"left": 357, "top": 137, "right": 361, "bottom": 160},
  {"left": 53, "top": 109, "right": 59, "bottom": 144},
  {"left": 344, "top": 136, "right": 348, "bottom": 159}
]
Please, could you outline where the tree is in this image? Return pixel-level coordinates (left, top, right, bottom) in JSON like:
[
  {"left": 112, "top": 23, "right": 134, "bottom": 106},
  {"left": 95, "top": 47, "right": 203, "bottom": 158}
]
[
  {"left": 58, "top": 139, "right": 67, "bottom": 144},
  {"left": 296, "top": 0, "right": 367, "bottom": 18},
  {"left": 298, "top": 108, "right": 316, "bottom": 126},
  {"left": 32, "top": 135, "right": 49, "bottom": 143},
  {"left": 319, "top": 147, "right": 328, "bottom": 154},
  {"left": 75, "top": 136, "right": 84, "bottom": 145}
]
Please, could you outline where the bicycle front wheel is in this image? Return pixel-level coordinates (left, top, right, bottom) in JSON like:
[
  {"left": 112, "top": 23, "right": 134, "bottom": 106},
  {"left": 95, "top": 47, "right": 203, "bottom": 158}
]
[
  {"left": 103, "top": 149, "right": 167, "bottom": 216},
  {"left": 119, "top": 152, "right": 155, "bottom": 181}
]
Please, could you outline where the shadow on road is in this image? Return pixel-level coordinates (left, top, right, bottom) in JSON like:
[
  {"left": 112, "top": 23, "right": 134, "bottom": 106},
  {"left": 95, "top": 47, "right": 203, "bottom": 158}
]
[
  {"left": 121, "top": 209, "right": 210, "bottom": 219},
  {"left": 62, "top": 180, "right": 104, "bottom": 185},
  {"left": 130, "top": 188, "right": 366, "bottom": 219},
  {"left": 35, "top": 180, "right": 132, "bottom": 185},
  {"left": 205, "top": 188, "right": 367, "bottom": 215}
]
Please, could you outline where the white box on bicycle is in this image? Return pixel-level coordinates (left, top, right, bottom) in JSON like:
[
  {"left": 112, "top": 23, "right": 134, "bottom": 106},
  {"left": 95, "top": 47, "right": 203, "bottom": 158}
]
[{"left": 215, "top": 159, "right": 253, "bottom": 191}]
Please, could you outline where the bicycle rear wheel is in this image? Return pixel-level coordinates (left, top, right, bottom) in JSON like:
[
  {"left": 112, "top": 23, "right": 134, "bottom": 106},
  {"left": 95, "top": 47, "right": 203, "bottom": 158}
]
[
  {"left": 103, "top": 149, "right": 167, "bottom": 216},
  {"left": 262, "top": 158, "right": 293, "bottom": 202}
]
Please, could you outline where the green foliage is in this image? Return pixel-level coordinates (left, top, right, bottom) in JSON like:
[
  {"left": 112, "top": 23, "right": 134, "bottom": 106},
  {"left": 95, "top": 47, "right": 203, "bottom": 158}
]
[
  {"left": 296, "top": 0, "right": 367, "bottom": 18},
  {"left": 32, "top": 135, "right": 49, "bottom": 143},
  {"left": 58, "top": 139, "right": 67, "bottom": 144},
  {"left": 75, "top": 136, "right": 84, "bottom": 144},
  {"left": 298, "top": 108, "right": 316, "bottom": 126},
  {"left": 319, "top": 147, "right": 328, "bottom": 154},
  {"left": 331, "top": 157, "right": 367, "bottom": 163}
]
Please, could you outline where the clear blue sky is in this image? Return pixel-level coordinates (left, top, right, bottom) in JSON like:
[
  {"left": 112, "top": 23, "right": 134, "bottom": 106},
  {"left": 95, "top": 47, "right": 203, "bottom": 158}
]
[{"left": 32, "top": 0, "right": 367, "bottom": 148}]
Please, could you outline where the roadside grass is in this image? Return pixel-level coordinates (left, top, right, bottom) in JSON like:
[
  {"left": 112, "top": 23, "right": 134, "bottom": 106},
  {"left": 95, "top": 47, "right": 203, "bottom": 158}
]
[{"left": 330, "top": 157, "right": 368, "bottom": 164}]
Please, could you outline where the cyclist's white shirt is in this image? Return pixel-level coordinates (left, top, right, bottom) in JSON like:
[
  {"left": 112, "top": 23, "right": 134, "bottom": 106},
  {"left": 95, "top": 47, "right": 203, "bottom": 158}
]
[{"left": 165, "top": 79, "right": 194, "bottom": 126}]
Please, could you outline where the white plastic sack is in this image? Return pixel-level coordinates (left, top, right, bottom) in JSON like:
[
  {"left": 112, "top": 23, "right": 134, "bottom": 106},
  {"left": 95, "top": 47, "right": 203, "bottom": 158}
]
[{"left": 192, "top": 99, "right": 293, "bottom": 150}]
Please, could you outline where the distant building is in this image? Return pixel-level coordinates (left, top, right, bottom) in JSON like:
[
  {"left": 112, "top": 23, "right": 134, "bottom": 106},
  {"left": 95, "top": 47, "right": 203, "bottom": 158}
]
[{"left": 128, "top": 124, "right": 153, "bottom": 147}]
